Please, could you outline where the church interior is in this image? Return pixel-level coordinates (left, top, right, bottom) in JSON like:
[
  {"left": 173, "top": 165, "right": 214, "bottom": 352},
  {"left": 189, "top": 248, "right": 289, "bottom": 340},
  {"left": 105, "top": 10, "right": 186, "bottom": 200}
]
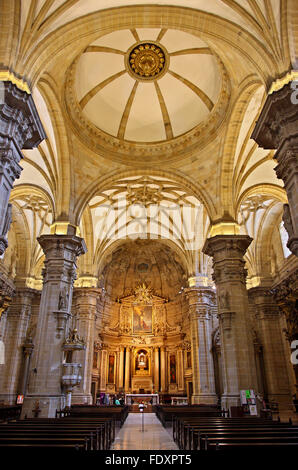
[{"left": 0, "top": 0, "right": 298, "bottom": 452}]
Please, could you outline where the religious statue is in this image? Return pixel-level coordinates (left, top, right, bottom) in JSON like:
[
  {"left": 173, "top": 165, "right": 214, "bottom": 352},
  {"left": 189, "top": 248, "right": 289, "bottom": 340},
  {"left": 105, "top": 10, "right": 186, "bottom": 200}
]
[
  {"left": 282, "top": 204, "right": 294, "bottom": 238},
  {"left": 58, "top": 286, "right": 69, "bottom": 311},
  {"left": 1, "top": 203, "right": 12, "bottom": 238},
  {"left": 136, "top": 350, "right": 148, "bottom": 370}
]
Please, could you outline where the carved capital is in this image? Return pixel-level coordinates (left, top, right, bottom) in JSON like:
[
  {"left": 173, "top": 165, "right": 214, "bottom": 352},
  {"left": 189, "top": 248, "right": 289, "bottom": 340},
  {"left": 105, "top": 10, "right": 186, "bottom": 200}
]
[
  {"left": 0, "top": 81, "right": 45, "bottom": 149},
  {"left": 203, "top": 235, "right": 251, "bottom": 285},
  {"left": 274, "top": 149, "right": 298, "bottom": 186},
  {"left": 252, "top": 82, "right": 298, "bottom": 151},
  {"left": 38, "top": 234, "right": 87, "bottom": 284}
]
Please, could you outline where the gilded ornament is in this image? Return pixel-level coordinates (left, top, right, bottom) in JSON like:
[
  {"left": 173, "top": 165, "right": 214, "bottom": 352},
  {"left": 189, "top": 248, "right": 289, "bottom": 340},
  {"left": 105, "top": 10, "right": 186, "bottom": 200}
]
[{"left": 126, "top": 41, "right": 168, "bottom": 81}]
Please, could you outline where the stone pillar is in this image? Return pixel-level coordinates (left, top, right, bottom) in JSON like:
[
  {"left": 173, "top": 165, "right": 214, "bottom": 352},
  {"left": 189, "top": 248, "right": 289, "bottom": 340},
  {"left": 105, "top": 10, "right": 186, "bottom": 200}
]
[
  {"left": 249, "top": 287, "right": 293, "bottom": 410},
  {"left": 177, "top": 349, "right": 184, "bottom": 392},
  {"left": 0, "top": 287, "right": 35, "bottom": 403},
  {"left": 99, "top": 349, "right": 107, "bottom": 392},
  {"left": 118, "top": 346, "right": 124, "bottom": 390},
  {"left": 0, "top": 80, "right": 45, "bottom": 255},
  {"left": 21, "top": 233, "right": 86, "bottom": 418},
  {"left": 72, "top": 288, "right": 100, "bottom": 404},
  {"left": 203, "top": 235, "right": 257, "bottom": 410},
  {"left": 19, "top": 341, "right": 34, "bottom": 396},
  {"left": 124, "top": 347, "right": 131, "bottom": 392},
  {"left": 252, "top": 79, "right": 298, "bottom": 256},
  {"left": 185, "top": 287, "right": 217, "bottom": 404},
  {"left": 160, "top": 346, "right": 166, "bottom": 392},
  {"left": 154, "top": 347, "right": 160, "bottom": 392}
]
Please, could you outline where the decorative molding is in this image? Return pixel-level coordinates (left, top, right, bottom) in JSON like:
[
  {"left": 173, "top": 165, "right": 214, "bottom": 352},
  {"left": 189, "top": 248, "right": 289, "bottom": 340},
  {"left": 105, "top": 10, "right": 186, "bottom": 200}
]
[{"left": 0, "top": 71, "right": 31, "bottom": 94}]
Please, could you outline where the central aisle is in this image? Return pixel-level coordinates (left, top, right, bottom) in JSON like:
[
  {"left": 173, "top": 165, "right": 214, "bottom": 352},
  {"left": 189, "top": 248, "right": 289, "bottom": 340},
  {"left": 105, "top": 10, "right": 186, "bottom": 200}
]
[{"left": 111, "top": 413, "right": 179, "bottom": 450}]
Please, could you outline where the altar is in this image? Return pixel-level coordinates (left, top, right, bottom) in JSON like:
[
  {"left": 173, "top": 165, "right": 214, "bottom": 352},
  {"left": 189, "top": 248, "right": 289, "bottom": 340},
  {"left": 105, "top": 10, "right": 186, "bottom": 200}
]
[{"left": 125, "top": 393, "right": 159, "bottom": 405}]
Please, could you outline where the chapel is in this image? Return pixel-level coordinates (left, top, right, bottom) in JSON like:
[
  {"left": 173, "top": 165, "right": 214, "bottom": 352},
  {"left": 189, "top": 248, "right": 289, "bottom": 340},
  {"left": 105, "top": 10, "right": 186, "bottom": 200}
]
[{"left": 0, "top": 0, "right": 297, "bottom": 440}]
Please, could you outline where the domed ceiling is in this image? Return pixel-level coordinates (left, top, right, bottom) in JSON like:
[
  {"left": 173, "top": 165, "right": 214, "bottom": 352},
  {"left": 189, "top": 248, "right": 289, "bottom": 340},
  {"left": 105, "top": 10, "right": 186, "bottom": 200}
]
[
  {"left": 65, "top": 27, "right": 230, "bottom": 164},
  {"left": 100, "top": 240, "right": 187, "bottom": 300},
  {"left": 74, "top": 28, "right": 221, "bottom": 143}
]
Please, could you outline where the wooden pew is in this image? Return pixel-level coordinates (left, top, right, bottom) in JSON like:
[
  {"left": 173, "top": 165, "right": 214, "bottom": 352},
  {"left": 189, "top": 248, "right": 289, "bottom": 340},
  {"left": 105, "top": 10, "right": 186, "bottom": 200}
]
[
  {"left": 171, "top": 415, "right": 298, "bottom": 451},
  {"left": 0, "top": 416, "right": 115, "bottom": 450}
]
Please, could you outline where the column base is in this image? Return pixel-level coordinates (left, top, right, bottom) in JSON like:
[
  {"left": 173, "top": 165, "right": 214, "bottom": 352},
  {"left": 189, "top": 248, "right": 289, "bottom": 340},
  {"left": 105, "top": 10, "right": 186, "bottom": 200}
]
[
  {"left": 191, "top": 394, "right": 218, "bottom": 405},
  {"left": 21, "top": 395, "right": 64, "bottom": 419},
  {"left": 71, "top": 392, "right": 93, "bottom": 405}
]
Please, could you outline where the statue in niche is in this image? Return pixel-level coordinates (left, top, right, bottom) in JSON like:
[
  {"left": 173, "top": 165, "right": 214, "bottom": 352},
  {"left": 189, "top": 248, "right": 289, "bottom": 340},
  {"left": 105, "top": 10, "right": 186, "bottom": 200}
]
[
  {"left": 136, "top": 349, "right": 148, "bottom": 371},
  {"left": 2, "top": 204, "right": 12, "bottom": 238},
  {"left": 58, "top": 286, "right": 69, "bottom": 311},
  {"left": 8, "top": 249, "right": 18, "bottom": 279},
  {"left": 282, "top": 204, "right": 294, "bottom": 238}
]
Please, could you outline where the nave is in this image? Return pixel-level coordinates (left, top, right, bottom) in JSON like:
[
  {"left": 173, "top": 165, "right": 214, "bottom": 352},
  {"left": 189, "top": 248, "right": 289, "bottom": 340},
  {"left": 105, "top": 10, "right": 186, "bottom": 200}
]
[{"left": 111, "top": 413, "right": 178, "bottom": 451}]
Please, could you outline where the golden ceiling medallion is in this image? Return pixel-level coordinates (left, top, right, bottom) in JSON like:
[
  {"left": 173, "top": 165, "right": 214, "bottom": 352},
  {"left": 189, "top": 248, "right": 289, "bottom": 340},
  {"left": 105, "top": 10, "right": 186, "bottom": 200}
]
[{"left": 126, "top": 41, "right": 168, "bottom": 81}]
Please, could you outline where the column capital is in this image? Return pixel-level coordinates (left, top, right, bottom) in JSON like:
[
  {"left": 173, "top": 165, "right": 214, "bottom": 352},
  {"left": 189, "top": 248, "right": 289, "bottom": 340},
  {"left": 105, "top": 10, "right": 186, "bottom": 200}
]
[
  {"left": 0, "top": 81, "right": 45, "bottom": 152},
  {"left": 251, "top": 79, "right": 298, "bottom": 257},
  {"left": 249, "top": 286, "right": 280, "bottom": 319},
  {"left": 184, "top": 286, "right": 215, "bottom": 302},
  {"left": 185, "top": 286, "right": 215, "bottom": 320},
  {"left": 0, "top": 81, "right": 45, "bottom": 256},
  {"left": 38, "top": 234, "right": 87, "bottom": 259},
  {"left": 203, "top": 235, "right": 252, "bottom": 285},
  {"left": 203, "top": 234, "right": 252, "bottom": 259},
  {"left": 252, "top": 80, "right": 298, "bottom": 151},
  {"left": 73, "top": 287, "right": 102, "bottom": 300},
  {"left": 38, "top": 234, "right": 86, "bottom": 285}
]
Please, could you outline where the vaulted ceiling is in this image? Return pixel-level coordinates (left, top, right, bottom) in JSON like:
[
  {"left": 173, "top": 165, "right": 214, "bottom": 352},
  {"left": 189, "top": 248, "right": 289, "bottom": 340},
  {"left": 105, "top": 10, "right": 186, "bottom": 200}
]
[{"left": 1, "top": 0, "right": 297, "bottom": 288}]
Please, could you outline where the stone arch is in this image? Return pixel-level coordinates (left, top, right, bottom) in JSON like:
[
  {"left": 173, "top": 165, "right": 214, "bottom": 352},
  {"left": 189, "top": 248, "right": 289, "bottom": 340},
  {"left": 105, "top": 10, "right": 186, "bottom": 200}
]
[{"left": 74, "top": 168, "right": 216, "bottom": 225}]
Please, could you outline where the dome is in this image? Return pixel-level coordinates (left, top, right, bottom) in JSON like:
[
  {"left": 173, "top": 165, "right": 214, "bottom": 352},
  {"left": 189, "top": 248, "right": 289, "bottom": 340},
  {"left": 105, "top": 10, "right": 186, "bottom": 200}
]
[{"left": 74, "top": 29, "right": 221, "bottom": 143}]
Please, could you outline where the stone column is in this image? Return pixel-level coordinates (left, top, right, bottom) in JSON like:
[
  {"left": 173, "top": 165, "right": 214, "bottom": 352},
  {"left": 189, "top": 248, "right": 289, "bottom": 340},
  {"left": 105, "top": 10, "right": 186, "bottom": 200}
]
[
  {"left": 72, "top": 288, "right": 100, "bottom": 404},
  {"left": 0, "top": 81, "right": 45, "bottom": 255},
  {"left": 252, "top": 80, "right": 298, "bottom": 256},
  {"left": 118, "top": 346, "right": 124, "bottom": 390},
  {"left": 124, "top": 346, "right": 131, "bottom": 392},
  {"left": 0, "top": 287, "right": 35, "bottom": 403},
  {"left": 249, "top": 287, "right": 293, "bottom": 410},
  {"left": 19, "top": 340, "right": 34, "bottom": 396},
  {"left": 21, "top": 232, "right": 86, "bottom": 418},
  {"left": 160, "top": 346, "right": 166, "bottom": 392},
  {"left": 177, "top": 349, "right": 184, "bottom": 392},
  {"left": 185, "top": 287, "right": 217, "bottom": 404},
  {"left": 154, "top": 347, "right": 160, "bottom": 392},
  {"left": 203, "top": 235, "right": 258, "bottom": 410},
  {"left": 99, "top": 349, "right": 107, "bottom": 392}
]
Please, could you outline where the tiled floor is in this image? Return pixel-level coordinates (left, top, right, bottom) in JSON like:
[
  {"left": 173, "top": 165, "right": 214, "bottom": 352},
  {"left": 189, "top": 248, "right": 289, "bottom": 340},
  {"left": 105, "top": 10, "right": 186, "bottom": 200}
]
[{"left": 111, "top": 413, "right": 178, "bottom": 450}]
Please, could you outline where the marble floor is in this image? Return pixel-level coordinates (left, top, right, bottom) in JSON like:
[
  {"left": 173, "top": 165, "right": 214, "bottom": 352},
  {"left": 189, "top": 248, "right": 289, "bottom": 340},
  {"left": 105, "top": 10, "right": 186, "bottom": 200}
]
[{"left": 111, "top": 413, "right": 178, "bottom": 450}]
